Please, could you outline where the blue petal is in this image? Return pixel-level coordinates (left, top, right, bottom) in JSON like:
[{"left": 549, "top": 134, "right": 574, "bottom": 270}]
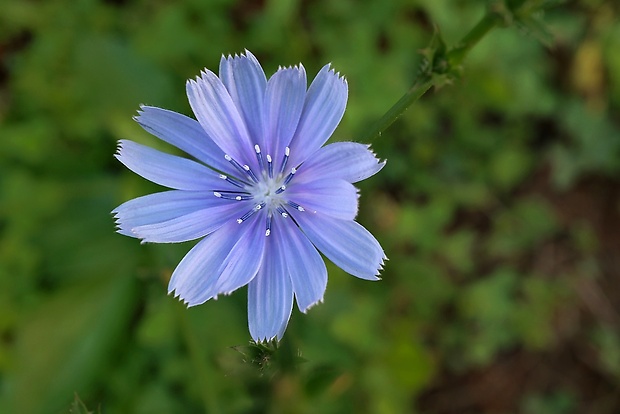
[
  {"left": 219, "top": 50, "right": 267, "bottom": 152},
  {"left": 168, "top": 223, "right": 241, "bottom": 306},
  {"left": 263, "top": 65, "right": 307, "bottom": 167},
  {"left": 295, "top": 142, "right": 385, "bottom": 184},
  {"left": 276, "top": 218, "right": 327, "bottom": 312},
  {"left": 131, "top": 202, "right": 247, "bottom": 243},
  {"left": 288, "top": 64, "right": 348, "bottom": 167},
  {"left": 113, "top": 190, "right": 225, "bottom": 237},
  {"left": 248, "top": 225, "right": 294, "bottom": 342},
  {"left": 186, "top": 70, "right": 257, "bottom": 168},
  {"left": 168, "top": 215, "right": 265, "bottom": 306},
  {"left": 115, "top": 140, "right": 223, "bottom": 190},
  {"left": 213, "top": 213, "right": 266, "bottom": 295},
  {"left": 286, "top": 178, "right": 358, "bottom": 220},
  {"left": 293, "top": 213, "right": 386, "bottom": 280},
  {"left": 134, "top": 106, "right": 231, "bottom": 173}
]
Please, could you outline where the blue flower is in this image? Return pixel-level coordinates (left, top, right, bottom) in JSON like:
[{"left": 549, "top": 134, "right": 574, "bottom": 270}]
[{"left": 113, "top": 50, "right": 386, "bottom": 342}]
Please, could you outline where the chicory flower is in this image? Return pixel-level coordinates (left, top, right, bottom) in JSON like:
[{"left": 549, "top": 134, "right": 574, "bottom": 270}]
[{"left": 113, "top": 50, "right": 386, "bottom": 341}]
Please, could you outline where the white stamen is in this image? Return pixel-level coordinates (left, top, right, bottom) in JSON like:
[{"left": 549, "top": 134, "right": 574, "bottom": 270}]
[
  {"left": 279, "top": 147, "right": 291, "bottom": 175},
  {"left": 267, "top": 154, "right": 273, "bottom": 178},
  {"left": 276, "top": 206, "right": 288, "bottom": 217},
  {"left": 265, "top": 214, "right": 273, "bottom": 237},
  {"left": 214, "top": 192, "right": 222, "bottom": 198},
  {"left": 282, "top": 167, "right": 297, "bottom": 186},
  {"left": 225, "top": 155, "right": 255, "bottom": 184},
  {"left": 237, "top": 202, "right": 266, "bottom": 224},
  {"left": 242, "top": 164, "right": 259, "bottom": 183},
  {"left": 255, "top": 144, "right": 264, "bottom": 169},
  {"left": 287, "top": 200, "right": 305, "bottom": 211}
]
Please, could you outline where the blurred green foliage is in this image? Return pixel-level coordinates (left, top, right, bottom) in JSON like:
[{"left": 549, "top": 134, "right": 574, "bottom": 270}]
[{"left": 1, "top": 0, "right": 619, "bottom": 413}]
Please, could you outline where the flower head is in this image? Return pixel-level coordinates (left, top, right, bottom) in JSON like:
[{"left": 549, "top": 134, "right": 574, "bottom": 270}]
[{"left": 113, "top": 50, "right": 386, "bottom": 342}]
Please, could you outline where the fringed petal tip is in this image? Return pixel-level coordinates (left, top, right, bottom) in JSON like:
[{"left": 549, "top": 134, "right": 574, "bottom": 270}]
[
  {"left": 251, "top": 334, "right": 282, "bottom": 344},
  {"left": 113, "top": 218, "right": 149, "bottom": 242},
  {"left": 168, "top": 289, "right": 204, "bottom": 308},
  {"left": 368, "top": 145, "right": 388, "bottom": 165},
  {"left": 132, "top": 105, "right": 148, "bottom": 122},
  {"left": 169, "top": 291, "right": 193, "bottom": 308},
  {"left": 114, "top": 140, "right": 124, "bottom": 157},
  {"left": 372, "top": 255, "right": 390, "bottom": 280},
  {"left": 275, "top": 62, "right": 306, "bottom": 73},
  {"left": 114, "top": 139, "right": 136, "bottom": 160},
  {"left": 221, "top": 48, "right": 256, "bottom": 61},
  {"left": 110, "top": 212, "right": 133, "bottom": 238},
  {"left": 191, "top": 68, "right": 222, "bottom": 85},
  {"left": 186, "top": 73, "right": 206, "bottom": 88},
  {"left": 111, "top": 203, "right": 136, "bottom": 238},
  {"left": 179, "top": 294, "right": 219, "bottom": 309},
  {"left": 298, "top": 297, "right": 324, "bottom": 314},
  {"left": 323, "top": 63, "right": 347, "bottom": 85}
]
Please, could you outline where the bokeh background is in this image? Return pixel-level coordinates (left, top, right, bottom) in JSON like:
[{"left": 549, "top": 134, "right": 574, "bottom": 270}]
[{"left": 1, "top": 0, "right": 620, "bottom": 413}]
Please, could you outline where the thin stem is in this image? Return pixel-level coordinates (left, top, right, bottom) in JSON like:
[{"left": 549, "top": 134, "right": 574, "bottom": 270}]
[
  {"left": 359, "top": 76, "right": 433, "bottom": 143},
  {"left": 360, "top": 4, "right": 512, "bottom": 142},
  {"left": 447, "top": 13, "right": 499, "bottom": 67}
]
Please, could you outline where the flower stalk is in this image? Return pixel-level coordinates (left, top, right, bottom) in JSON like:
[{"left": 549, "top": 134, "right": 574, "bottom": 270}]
[{"left": 360, "top": 0, "right": 546, "bottom": 142}]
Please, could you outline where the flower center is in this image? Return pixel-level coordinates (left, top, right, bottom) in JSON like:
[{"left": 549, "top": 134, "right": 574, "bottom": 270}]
[
  {"left": 252, "top": 177, "right": 284, "bottom": 207},
  {"left": 214, "top": 144, "right": 303, "bottom": 236}
]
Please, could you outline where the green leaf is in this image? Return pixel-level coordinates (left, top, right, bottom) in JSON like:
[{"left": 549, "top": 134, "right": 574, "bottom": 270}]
[{"left": 3, "top": 274, "right": 139, "bottom": 414}]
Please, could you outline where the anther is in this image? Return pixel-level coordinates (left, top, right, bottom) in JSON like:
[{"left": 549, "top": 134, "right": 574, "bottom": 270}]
[
  {"left": 282, "top": 167, "right": 297, "bottom": 186},
  {"left": 214, "top": 191, "right": 252, "bottom": 201},
  {"left": 225, "top": 154, "right": 256, "bottom": 184},
  {"left": 265, "top": 214, "right": 272, "bottom": 237},
  {"left": 287, "top": 201, "right": 305, "bottom": 211},
  {"left": 279, "top": 147, "right": 290, "bottom": 175},
  {"left": 243, "top": 165, "right": 259, "bottom": 182},
  {"left": 275, "top": 185, "right": 286, "bottom": 194},
  {"left": 254, "top": 144, "right": 264, "bottom": 170},
  {"left": 219, "top": 174, "right": 244, "bottom": 188},
  {"left": 237, "top": 202, "right": 266, "bottom": 224},
  {"left": 266, "top": 154, "right": 273, "bottom": 178},
  {"left": 277, "top": 206, "right": 288, "bottom": 218}
]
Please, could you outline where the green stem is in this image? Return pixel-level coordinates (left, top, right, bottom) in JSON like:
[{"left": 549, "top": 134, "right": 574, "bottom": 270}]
[
  {"left": 360, "top": 5, "right": 505, "bottom": 142},
  {"left": 446, "top": 13, "right": 499, "bottom": 67},
  {"left": 359, "top": 75, "right": 434, "bottom": 143}
]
